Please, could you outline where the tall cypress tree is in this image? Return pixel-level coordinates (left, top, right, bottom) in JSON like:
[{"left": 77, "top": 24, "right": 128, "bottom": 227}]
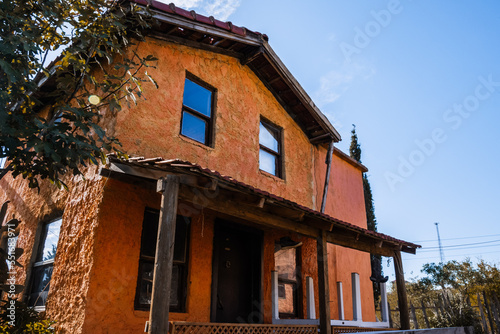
[{"left": 349, "top": 125, "right": 385, "bottom": 306}]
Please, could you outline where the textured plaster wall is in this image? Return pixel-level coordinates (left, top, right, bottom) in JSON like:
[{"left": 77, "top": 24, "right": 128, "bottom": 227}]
[
  {"left": 113, "top": 38, "right": 314, "bottom": 209},
  {"left": 314, "top": 146, "right": 376, "bottom": 322},
  {"left": 0, "top": 167, "right": 105, "bottom": 334},
  {"left": 0, "top": 36, "right": 378, "bottom": 332},
  {"left": 80, "top": 179, "right": 217, "bottom": 333}
]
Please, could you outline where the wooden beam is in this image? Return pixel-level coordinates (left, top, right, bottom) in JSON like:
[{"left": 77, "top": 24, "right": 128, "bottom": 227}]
[
  {"left": 148, "top": 175, "right": 180, "bottom": 334},
  {"left": 311, "top": 133, "right": 332, "bottom": 144},
  {"left": 149, "top": 32, "right": 243, "bottom": 60},
  {"left": 240, "top": 46, "right": 263, "bottom": 66},
  {"left": 326, "top": 230, "right": 396, "bottom": 257},
  {"left": 178, "top": 184, "right": 320, "bottom": 238},
  {"left": 393, "top": 250, "right": 410, "bottom": 330},
  {"left": 102, "top": 163, "right": 169, "bottom": 180},
  {"left": 268, "top": 76, "right": 282, "bottom": 85},
  {"left": 212, "top": 37, "right": 227, "bottom": 46},
  {"left": 102, "top": 163, "right": 416, "bottom": 256},
  {"left": 317, "top": 230, "right": 332, "bottom": 334}
]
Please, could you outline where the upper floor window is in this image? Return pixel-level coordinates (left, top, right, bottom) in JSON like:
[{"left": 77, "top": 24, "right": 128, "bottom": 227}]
[
  {"left": 27, "top": 217, "right": 62, "bottom": 310},
  {"left": 180, "top": 76, "right": 215, "bottom": 146},
  {"left": 259, "top": 119, "right": 283, "bottom": 178},
  {"left": 135, "top": 208, "right": 190, "bottom": 312}
]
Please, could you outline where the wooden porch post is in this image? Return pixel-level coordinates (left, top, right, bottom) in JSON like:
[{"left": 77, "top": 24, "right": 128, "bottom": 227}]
[
  {"left": 317, "top": 230, "right": 332, "bottom": 334},
  {"left": 393, "top": 250, "right": 410, "bottom": 330},
  {"left": 148, "top": 175, "right": 180, "bottom": 334}
]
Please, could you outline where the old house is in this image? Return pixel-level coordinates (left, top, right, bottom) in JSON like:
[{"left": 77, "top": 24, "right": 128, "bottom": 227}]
[{"left": 0, "top": 1, "right": 419, "bottom": 333}]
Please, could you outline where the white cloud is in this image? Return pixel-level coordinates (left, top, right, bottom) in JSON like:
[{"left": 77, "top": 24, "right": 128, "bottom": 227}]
[
  {"left": 160, "top": 0, "right": 241, "bottom": 21},
  {"left": 171, "top": 0, "right": 203, "bottom": 8},
  {"left": 314, "top": 61, "right": 376, "bottom": 107},
  {"left": 203, "top": 0, "right": 240, "bottom": 21}
]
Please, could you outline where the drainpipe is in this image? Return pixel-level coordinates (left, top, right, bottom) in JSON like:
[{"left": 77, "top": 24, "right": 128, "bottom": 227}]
[{"left": 320, "top": 141, "right": 335, "bottom": 213}]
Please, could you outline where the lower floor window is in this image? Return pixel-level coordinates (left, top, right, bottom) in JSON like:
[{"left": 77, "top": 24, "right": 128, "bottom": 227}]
[
  {"left": 135, "top": 208, "right": 190, "bottom": 312},
  {"left": 27, "top": 217, "right": 62, "bottom": 309},
  {"left": 275, "top": 246, "right": 301, "bottom": 318}
]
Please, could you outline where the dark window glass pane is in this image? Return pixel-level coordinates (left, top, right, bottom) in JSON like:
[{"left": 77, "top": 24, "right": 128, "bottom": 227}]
[
  {"left": 174, "top": 217, "right": 189, "bottom": 262},
  {"left": 181, "top": 111, "right": 207, "bottom": 144},
  {"left": 183, "top": 78, "right": 212, "bottom": 117},
  {"left": 136, "top": 210, "right": 190, "bottom": 311},
  {"left": 138, "top": 261, "right": 154, "bottom": 305},
  {"left": 138, "top": 261, "right": 181, "bottom": 309},
  {"left": 259, "top": 149, "right": 277, "bottom": 175},
  {"left": 141, "top": 210, "right": 159, "bottom": 258},
  {"left": 278, "top": 283, "right": 286, "bottom": 299},
  {"left": 170, "top": 266, "right": 180, "bottom": 308},
  {"left": 38, "top": 218, "right": 62, "bottom": 262},
  {"left": 141, "top": 211, "right": 190, "bottom": 261},
  {"left": 28, "top": 264, "right": 53, "bottom": 307},
  {"left": 259, "top": 122, "right": 279, "bottom": 152}
]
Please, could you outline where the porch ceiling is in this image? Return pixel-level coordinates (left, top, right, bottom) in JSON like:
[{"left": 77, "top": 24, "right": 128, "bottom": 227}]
[{"left": 101, "top": 155, "right": 421, "bottom": 257}]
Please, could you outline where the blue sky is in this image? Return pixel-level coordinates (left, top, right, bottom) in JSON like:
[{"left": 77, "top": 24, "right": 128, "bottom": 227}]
[{"left": 165, "top": 1, "right": 500, "bottom": 280}]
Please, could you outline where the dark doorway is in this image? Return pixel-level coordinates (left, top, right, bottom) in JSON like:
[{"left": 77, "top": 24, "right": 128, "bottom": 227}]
[{"left": 211, "top": 220, "right": 262, "bottom": 323}]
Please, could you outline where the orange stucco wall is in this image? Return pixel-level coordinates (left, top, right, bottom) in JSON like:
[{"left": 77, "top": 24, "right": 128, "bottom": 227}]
[
  {"left": 80, "top": 179, "right": 218, "bottom": 333},
  {"left": 0, "top": 36, "right": 377, "bottom": 333},
  {"left": 0, "top": 167, "right": 106, "bottom": 333},
  {"left": 112, "top": 37, "right": 315, "bottom": 209},
  {"left": 314, "top": 146, "right": 376, "bottom": 322}
]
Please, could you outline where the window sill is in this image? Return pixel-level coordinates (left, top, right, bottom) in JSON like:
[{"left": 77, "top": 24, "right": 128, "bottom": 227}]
[
  {"left": 259, "top": 169, "right": 285, "bottom": 183},
  {"left": 33, "top": 306, "right": 46, "bottom": 313},
  {"left": 133, "top": 309, "right": 188, "bottom": 318},
  {"left": 179, "top": 134, "right": 214, "bottom": 151}
]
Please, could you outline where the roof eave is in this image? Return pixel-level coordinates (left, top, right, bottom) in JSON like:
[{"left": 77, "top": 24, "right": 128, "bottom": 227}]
[
  {"left": 133, "top": 0, "right": 340, "bottom": 144},
  {"left": 102, "top": 155, "right": 421, "bottom": 256}
]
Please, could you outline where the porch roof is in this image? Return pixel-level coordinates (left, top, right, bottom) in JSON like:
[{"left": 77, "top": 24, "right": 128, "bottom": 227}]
[{"left": 102, "top": 155, "right": 420, "bottom": 257}]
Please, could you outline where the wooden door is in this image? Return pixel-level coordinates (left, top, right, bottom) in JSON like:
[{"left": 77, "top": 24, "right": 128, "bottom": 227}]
[{"left": 211, "top": 220, "right": 262, "bottom": 323}]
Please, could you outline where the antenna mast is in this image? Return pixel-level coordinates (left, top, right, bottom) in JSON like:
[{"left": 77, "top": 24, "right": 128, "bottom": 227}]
[{"left": 435, "top": 222, "right": 445, "bottom": 263}]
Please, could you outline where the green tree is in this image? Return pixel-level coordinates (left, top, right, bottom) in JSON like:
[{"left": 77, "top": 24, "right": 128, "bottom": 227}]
[
  {"left": 389, "top": 259, "right": 500, "bottom": 331},
  {"left": 349, "top": 125, "right": 385, "bottom": 305},
  {"left": 0, "top": 0, "right": 158, "bottom": 189}
]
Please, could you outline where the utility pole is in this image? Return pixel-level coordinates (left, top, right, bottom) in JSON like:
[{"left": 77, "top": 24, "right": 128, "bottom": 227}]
[{"left": 434, "top": 222, "right": 445, "bottom": 263}]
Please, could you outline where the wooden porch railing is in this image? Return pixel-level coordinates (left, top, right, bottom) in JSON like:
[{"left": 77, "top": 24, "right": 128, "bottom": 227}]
[{"left": 168, "top": 322, "right": 397, "bottom": 334}]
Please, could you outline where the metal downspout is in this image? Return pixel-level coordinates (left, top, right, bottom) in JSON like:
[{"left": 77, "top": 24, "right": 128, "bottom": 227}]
[{"left": 320, "top": 141, "right": 335, "bottom": 213}]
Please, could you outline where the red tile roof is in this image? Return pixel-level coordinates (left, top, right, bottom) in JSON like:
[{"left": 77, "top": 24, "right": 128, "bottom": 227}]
[
  {"left": 107, "top": 155, "right": 421, "bottom": 252},
  {"left": 131, "top": 0, "right": 268, "bottom": 40}
]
